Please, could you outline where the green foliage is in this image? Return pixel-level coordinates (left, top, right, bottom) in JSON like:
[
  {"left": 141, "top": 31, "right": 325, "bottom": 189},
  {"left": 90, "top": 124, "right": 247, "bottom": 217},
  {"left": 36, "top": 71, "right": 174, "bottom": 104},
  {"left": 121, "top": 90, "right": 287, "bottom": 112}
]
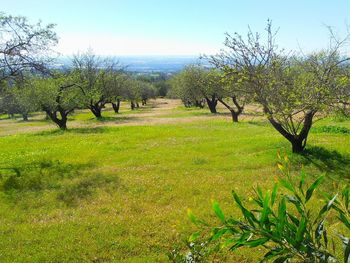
[
  {"left": 173, "top": 155, "right": 350, "bottom": 262},
  {"left": 210, "top": 21, "right": 350, "bottom": 152},
  {"left": 170, "top": 65, "right": 223, "bottom": 109}
]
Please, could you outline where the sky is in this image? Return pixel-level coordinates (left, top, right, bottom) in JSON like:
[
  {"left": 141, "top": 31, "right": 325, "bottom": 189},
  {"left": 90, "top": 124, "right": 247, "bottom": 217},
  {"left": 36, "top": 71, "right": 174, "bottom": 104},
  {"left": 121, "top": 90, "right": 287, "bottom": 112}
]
[{"left": 2, "top": 0, "right": 350, "bottom": 56}]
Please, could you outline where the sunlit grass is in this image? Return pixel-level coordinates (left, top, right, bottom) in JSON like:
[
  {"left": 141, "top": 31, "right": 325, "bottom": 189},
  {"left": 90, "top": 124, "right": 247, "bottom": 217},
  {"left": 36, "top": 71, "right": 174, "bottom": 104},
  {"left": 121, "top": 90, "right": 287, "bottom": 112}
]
[{"left": 0, "top": 102, "right": 349, "bottom": 262}]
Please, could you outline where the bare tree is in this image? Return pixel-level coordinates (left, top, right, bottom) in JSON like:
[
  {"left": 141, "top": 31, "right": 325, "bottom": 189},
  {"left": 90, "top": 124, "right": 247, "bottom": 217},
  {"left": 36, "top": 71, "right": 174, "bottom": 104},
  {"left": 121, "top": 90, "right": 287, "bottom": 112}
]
[
  {"left": 211, "top": 21, "right": 350, "bottom": 152},
  {"left": 0, "top": 13, "right": 57, "bottom": 81}
]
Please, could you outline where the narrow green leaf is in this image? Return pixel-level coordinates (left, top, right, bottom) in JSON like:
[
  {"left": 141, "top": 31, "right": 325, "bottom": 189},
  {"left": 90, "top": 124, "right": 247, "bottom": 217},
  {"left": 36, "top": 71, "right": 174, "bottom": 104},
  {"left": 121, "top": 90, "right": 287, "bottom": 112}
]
[
  {"left": 188, "top": 232, "right": 200, "bottom": 242},
  {"left": 344, "top": 239, "right": 350, "bottom": 263},
  {"left": 212, "top": 201, "right": 225, "bottom": 223},
  {"left": 232, "top": 191, "right": 258, "bottom": 225},
  {"left": 211, "top": 228, "right": 228, "bottom": 241},
  {"left": 338, "top": 213, "right": 350, "bottom": 230},
  {"left": 260, "top": 193, "right": 270, "bottom": 224},
  {"left": 279, "top": 178, "right": 294, "bottom": 192},
  {"left": 271, "top": 184, "right": 278, "bottom": 206},
  {"left": 299, "top": 170, "right": 306, "bottom": 195},
  {"left": 246, "top": 237, "right": 269, "bottom": 247},
  {"left": 296, "top": 217, "right": 307, "bottom": 244},
  {"left": 187, "top": 209, "right": 197, "bottom": 224},
  {"left": 305, "top": 176, "right": 324, "bottom": 202},
  {"left": 277, "top": 198, "right": 286, "bottom": 235}
]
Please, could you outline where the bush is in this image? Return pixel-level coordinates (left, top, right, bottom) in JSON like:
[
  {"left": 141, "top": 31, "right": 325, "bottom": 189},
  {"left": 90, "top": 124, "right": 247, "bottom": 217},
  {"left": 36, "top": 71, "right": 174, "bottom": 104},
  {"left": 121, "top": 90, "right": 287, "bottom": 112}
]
[{"left": 170, "top": 154, "right": 350, "bottom": 262}]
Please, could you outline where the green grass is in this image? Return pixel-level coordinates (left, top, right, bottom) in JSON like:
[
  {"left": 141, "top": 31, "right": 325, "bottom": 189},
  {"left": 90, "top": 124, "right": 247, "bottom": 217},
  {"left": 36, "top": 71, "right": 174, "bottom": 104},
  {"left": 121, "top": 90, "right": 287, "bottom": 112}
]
[{"left": 0, "top": 105, "right": 349, "bottom": 262}]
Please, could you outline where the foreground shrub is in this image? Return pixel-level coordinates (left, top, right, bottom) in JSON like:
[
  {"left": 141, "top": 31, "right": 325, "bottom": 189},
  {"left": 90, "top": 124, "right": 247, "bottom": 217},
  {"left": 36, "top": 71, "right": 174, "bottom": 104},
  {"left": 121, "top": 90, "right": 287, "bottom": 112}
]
[{"left": 170, "top": 155, "right": 350, "bottom": 262}]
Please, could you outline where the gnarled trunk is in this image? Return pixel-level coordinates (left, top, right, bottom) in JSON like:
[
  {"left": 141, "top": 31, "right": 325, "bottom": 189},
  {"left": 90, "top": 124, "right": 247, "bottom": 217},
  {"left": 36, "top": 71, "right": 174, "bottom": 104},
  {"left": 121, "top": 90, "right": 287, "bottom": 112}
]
[
  {"left": 266, "top": 110, "right": 315, "bottom": 153},
  {"left": 205, "top": 95, "right": 218, "bottom": 114},
  {"left": 90, "top": 103, "right": 103, "bottom": 118},
  {"left": 112, "top": 99, "right": 121, "bottom": 113},
  {"left": 130, "top": 101, "right": 135, "bottom": 110},
  {"left": 45, "top": 109, "right": 68, "bottom": 130},
  {"left": 22, "top": 113, "right": 28, "bottom": 121},
  {"left": 218, "top": 96, "right": 243, "bottom": 123},
  {"left": 230, "top": 110, "right": 239, "bottom": 122}
]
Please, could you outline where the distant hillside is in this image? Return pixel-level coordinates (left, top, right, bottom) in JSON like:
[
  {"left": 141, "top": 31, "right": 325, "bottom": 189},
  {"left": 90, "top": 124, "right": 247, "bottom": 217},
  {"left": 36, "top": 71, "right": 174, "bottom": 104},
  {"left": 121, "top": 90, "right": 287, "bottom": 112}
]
[{"left": 56, "top": 56, "right": 203, "bottom": 73}]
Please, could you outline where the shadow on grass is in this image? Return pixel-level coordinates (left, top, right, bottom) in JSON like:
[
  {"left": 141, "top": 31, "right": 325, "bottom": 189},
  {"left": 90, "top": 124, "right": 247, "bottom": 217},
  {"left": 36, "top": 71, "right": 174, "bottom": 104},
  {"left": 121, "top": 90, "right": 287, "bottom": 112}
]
[
  {"left": 247, "top": 120, "right": 269, "bottom": 126},
  {"left": 57, "top": 173, "right": 121, "bottom": 206},
  {"left": 293, "top": 146, "right": 350, "bottom": 180},
  {"left": 0, "top": 159, "right": 121, "bottom": 206},
  {"left": 35, "top": 127, "right": 110, "bottom": 136},
  {"left": 0, "top": 159, "right": 95, "bottom": 193}
]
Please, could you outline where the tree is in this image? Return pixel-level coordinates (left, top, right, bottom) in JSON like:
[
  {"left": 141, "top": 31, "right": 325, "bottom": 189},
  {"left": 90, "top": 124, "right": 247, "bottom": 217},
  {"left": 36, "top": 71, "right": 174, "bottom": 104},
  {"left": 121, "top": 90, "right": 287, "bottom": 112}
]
[
  {"left": 199, "top": 69, "right": 223, "bottom": 114},
  {"left": 210, "top": 21, "right": 350, "bottom": 152},
  {"left": 11, "top": 79, "right": 40, "bottom": 120},
  {"left": 217, "top": 79, "right": 249, "bottom": 123},
  {"left": 0, "top": 84, "right": 17, "bottom": 118},
  {"left": 170, "top": 65, "right": 217, "bottom": 111},
  {"left": 109, "top": 73, "right": 128, "bottom": 113},
  {"left": 123, "top": 78, "right": 141, "bottom": 110},
  {"left": 34, "top": 74, "right": 82, "bottom": 129},
  {"left": 72, "top": 50, "right": 120, "bottom": 118},
  {"left": 139, "top": 81, "right": 156, "bottom": 105},
  {"left": 0, "top": 13, "right": 57, "bottom": 81}
]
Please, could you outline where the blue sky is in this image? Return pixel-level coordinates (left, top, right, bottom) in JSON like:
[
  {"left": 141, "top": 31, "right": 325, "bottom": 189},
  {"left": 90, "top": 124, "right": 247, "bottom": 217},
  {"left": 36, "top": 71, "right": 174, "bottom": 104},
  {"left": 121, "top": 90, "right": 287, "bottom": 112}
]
[{"left": 2, "top": 0, "right": 350, "bottom": 56}]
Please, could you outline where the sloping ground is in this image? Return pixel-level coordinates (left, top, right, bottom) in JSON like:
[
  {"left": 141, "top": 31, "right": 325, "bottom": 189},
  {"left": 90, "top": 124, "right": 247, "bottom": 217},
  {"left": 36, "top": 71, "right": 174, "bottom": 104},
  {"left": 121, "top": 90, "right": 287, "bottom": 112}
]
[{"left": 0, "top": 100, "right": 349, "bottom": 262}]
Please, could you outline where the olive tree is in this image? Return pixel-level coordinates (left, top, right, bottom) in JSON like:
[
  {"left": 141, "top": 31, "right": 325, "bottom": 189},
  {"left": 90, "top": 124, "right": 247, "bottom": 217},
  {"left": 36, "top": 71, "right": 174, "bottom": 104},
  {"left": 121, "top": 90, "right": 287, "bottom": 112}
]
[
  {"left": 123, "top": 78, "right": 141, "bottom": 110},
  {"left": 217, "top": 76, "right": 250, "bottom": 123},
  {"left": 72, "top": 50, "right": 121, "bottom": 118},
  {"left": 11, "top": 80, "right": 40, "bottom": 120},
  {"left": 34, "top": 74, "right": 82, "bottom": 129},
  {"left": 109, "top": 73, "right": 128, "bottom": 113},
  {"left": 139, "top": 81, "right": 156, "bottom": 105},
  {"left": 211, "top": 21, "right": 350, "bottom": 152},
  {"left": 170, "top": 65, "right": 223, "bottom": 112}
]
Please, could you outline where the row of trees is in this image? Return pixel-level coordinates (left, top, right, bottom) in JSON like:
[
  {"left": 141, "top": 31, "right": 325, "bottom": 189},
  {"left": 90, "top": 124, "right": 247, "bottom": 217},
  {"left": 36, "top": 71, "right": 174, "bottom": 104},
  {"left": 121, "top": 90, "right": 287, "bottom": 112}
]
[
  {"left": 170, "top": 22, "right": 350, "bottom": 153},
  {"left": 1, "top": 13, "right": 349, "bottom": 153},
  {"left": 0, "top": 62, "right": 158, "bottom": 128},
  {"left": 0, "top": 14, "right": 159, "bottom": 129}
]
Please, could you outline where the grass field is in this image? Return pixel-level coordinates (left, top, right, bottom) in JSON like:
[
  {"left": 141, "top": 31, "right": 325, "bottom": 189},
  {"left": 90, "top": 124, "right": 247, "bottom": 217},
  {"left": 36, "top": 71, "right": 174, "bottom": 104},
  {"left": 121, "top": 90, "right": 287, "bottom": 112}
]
[{"left": 0, "top": 99, "right": 349, "bottom": 262}]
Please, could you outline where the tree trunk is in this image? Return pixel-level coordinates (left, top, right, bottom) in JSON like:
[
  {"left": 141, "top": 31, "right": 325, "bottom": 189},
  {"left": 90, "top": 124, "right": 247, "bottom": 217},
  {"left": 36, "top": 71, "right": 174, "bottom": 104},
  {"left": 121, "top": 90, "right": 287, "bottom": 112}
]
[
  {"left": 57, "top": 118, "right": 67, "bottom": 130},
  {"left": 112, "top": 99, "right": 121, "bottom": 113},
  {"left": 136, "top": 102, "right": 140, "bottom": 108},
  {"left": 205, "top": 96, "right": 218, "bottom": 114},
  {"left": 131, "top": 101, "right": 135, "bottom": 110},
  {"left": 90, "top": 105, "right": 102, "bottom": 118},
  {"left": 45, "top": 110, "right": 68, "bottom": 130},
  {"left": 195, "top": 99, "right": 205, "bottom": 108},
  {"left": 218, "top": 97, "right": 243, "bottom": 123},
  {"left": 230, "top": 110, "right": 239, "bottom": 122},
  {"left": 22, "top": 113, "right": 28, "bottom": 121},
  {"left": 291, "top": 138, "right": 305, "bottom": 153},
  {"left": 266, "top": 110, "right": 315, "bottom": 153}
]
